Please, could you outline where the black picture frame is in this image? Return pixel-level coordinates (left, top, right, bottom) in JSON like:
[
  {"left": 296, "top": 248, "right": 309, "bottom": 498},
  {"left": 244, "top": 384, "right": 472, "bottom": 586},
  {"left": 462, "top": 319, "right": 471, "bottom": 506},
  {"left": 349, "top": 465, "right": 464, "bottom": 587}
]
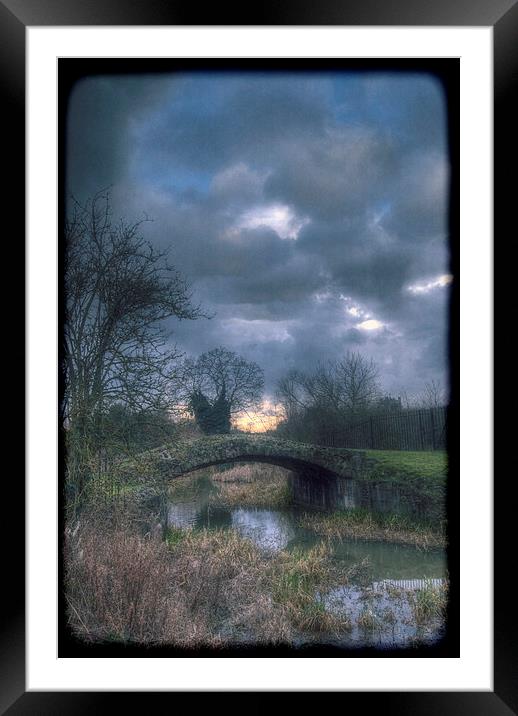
[
  {"left": 9, "top": 0, "right": 506, "bottom": 710},
  {"left": 55, "top": 55, "right": 460, "bottom": 665}
]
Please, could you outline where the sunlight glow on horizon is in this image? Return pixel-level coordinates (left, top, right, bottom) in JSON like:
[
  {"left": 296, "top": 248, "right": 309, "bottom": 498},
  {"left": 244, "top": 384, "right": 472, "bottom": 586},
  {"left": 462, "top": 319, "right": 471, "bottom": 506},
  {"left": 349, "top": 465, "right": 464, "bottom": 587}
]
[{"left": 233, "top": 400, "right": 284, "bottom": 433}]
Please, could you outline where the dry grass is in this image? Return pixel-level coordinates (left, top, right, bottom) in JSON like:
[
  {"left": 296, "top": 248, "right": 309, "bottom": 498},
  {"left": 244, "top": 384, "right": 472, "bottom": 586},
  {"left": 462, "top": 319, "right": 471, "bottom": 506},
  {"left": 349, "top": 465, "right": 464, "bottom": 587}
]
[
  {"left": 357, "top": 604, "right": 381, "bottom": 631},
  {"left": 65, "top": 522, "right": 179, "bottom": 644},
  {"left": 65, "top": 513, "right": 447, "bottom": 647},
  {"left": 65, "top": 512, "right": 357, "bottom": 647},
  {"left": 170, "top": 529, "right": 293, "bottom": 644},
  {"left": 270, "top": 543, "right": 352, "bottom": 633},
  {"left": 65, "top": 517, "right": 293, "bottom": 646},
  {"left": 407, "top": 580, "right": 449, "bottom": 624},
  {"left": 211, "top": 464, "right": 256, "bottom": 483},
  {"left": 210, "top": 464, "right": 292, "bottom": 508},
  {"left": 299, "top": 509, "right": 445, "bottom": 550}
]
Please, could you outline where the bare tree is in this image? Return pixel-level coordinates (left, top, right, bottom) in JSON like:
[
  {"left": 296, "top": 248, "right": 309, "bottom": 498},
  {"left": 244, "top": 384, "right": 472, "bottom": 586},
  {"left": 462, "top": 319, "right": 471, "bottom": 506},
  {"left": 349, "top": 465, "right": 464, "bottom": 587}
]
[
  {"left": 275, "top": 367, "right": 308, "bottom": 420},
  {"left": 63, "top": 191, "right": 203, "bottom": 504},
  {"left": 418, "top": 379, "right": 447, "bottom": 408},
  {"left": 334, "top": 351, "right": 380, "bottom": 417},
  {"left": 183, "top": 347, "right": 264, "bottom": 432},
  {"left": 274, "top": 352, "right": 380, "bottom": 444},
  {"left": 64, "top": 191, "right": 202, "bottom": 424},
  {"left": 276, "top": 352, "right": 380, "bottom": 424}
]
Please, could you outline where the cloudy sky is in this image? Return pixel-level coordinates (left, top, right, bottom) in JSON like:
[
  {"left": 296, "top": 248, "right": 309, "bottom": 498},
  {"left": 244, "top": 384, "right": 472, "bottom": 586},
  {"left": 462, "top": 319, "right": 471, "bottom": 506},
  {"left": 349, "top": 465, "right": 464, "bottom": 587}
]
[{"left": 66, "top": 69, "right": 452, "bottom": 417}]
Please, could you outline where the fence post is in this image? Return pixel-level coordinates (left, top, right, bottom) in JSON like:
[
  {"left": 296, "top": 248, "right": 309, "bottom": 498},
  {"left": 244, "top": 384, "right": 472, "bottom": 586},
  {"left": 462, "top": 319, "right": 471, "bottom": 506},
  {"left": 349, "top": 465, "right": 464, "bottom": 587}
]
[
  {"left": 418, "top": 410, "right": 425, "bottom": 450},
  {"left": 369, "top": 417, "right": 374, "bottom": 449},
  {"left": 430, "top": 408, "right": 436, "bottom": 450}
]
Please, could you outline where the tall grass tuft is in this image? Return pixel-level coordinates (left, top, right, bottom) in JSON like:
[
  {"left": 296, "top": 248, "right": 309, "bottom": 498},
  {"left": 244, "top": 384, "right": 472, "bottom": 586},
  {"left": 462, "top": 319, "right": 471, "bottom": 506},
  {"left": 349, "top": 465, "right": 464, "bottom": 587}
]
[
  {"left": 210, "top": 464, "right": 292, "bottom": 508},
  {"left": 270, "top": 544, "right": 352, "bottom": 633},
  {"left": 408, "top": 579, "right": 448, "bottom": 624},
  {"left": 299, "top": 508, "right": 445, "bottom": 550}
]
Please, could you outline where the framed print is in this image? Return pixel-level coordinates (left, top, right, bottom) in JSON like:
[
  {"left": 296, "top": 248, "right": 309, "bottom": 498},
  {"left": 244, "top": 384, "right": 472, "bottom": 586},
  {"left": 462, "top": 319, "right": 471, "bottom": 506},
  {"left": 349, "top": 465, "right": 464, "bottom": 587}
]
[{"left": 10, "top": 0, "right": 507, "bottom": 709}]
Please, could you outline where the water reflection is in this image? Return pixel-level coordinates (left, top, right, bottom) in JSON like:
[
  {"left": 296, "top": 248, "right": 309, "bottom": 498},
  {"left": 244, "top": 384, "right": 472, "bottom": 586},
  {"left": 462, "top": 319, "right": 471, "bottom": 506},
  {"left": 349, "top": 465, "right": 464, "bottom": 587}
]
[
  {"left": 167, "top": 501, "right": 199, "bottom": 529},
  {"left": 231, "top": 508, "right": 296, "bottom": 551},
  {"left": 164, "top": 470, "right": 448, "bottom": 648},
  {"left": 166, "top": 472, "right": 446, "bottom": 583},
  {"left": 330, "top": 540, "right": 445, "bottom": 580},
  {"left": 321, "top": 583, "right": 446, "bottom": 648}
]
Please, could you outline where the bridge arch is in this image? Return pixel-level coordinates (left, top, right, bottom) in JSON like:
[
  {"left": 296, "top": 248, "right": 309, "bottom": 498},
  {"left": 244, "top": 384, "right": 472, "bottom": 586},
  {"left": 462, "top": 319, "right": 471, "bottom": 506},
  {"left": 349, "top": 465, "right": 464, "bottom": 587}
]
[
  {"left": 163, "top": 452, "right": 340, "bottom": 481},
  {"left": 141, "top": 434, "right": 370, "bottom": 484}
]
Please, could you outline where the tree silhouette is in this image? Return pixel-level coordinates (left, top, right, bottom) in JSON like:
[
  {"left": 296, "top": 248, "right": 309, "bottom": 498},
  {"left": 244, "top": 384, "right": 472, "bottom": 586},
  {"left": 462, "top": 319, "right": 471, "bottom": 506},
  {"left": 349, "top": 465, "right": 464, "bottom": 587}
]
[
  {"left": 63, "top": 190, "right": 203, "bottom": 506},
  {"left": 184, "top": 347, "right": 264, "bottom": 433}
]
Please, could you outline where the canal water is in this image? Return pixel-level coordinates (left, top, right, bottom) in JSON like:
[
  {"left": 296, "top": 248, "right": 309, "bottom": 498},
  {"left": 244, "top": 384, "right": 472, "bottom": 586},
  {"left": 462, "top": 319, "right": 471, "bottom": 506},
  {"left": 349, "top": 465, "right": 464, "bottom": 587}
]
[{"left": 166, "top": 470, "right": 448, "bottom": 648}]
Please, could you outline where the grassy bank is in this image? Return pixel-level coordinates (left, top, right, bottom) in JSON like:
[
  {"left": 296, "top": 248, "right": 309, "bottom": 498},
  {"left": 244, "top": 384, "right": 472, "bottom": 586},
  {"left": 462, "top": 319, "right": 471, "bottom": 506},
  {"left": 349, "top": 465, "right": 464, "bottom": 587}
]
[
  {"left": 362, "top": 449, "right": 447, "bottom": 496},
  {"left": 299, "top": 508, "right": 446, "bottom": 550}
]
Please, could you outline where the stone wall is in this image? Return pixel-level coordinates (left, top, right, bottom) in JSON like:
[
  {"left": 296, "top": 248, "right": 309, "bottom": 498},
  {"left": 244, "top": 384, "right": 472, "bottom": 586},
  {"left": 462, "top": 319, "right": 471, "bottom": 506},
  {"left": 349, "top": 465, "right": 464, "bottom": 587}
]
[{"left": 290, "top": 471, "right": 444, "bottom": 521}]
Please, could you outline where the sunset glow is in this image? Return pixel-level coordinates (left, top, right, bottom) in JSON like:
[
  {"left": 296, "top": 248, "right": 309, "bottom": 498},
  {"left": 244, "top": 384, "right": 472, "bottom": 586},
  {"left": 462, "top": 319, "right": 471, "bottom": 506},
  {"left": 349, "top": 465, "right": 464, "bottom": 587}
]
[{"left": 233, "top": 401, "right": 284, "bottom": 433}]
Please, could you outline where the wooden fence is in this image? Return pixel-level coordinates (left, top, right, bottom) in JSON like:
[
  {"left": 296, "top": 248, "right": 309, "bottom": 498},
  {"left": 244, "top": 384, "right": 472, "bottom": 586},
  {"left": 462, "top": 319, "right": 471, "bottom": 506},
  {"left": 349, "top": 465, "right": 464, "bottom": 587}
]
[
  {"left": 372, "top": 578, "right": 445, "bottom": 591},
  {"left": 317, "top": 406, "right": 447, "bottom": 451}
]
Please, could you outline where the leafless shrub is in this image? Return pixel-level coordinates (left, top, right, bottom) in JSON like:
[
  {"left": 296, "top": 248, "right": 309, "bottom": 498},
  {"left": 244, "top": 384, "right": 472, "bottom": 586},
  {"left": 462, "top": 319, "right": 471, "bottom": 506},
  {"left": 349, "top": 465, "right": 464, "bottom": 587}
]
[
  {"left": 64, "top": 519, "right": 293, "bottom": 646},
  {"left": 65, "top": 524, "right": 174, "bottom": 643},
  {"left": 170, "top": 529, "right": 293, "bottom": 645}
]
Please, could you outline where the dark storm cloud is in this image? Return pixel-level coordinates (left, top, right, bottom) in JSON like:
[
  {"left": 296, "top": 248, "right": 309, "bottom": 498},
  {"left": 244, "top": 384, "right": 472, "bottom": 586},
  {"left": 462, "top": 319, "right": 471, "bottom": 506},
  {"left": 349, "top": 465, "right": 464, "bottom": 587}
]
[
  {"left": 263, "top": 126, "right": 398, "bottom": 221},
  {"left": 66, "top": 70, "right": 452, "bottom": 398},
  {"left": 66, "top": 75, "right": 175, "bottom": 200},
  {"left": 382, "top": 150, "right": 449, "bottom": 240},
  {"left": 130, "top": 74, "right": 332, "bottom": 176},
  {"left": 296, "top": 218, "right": 417, "bottom": 305}
]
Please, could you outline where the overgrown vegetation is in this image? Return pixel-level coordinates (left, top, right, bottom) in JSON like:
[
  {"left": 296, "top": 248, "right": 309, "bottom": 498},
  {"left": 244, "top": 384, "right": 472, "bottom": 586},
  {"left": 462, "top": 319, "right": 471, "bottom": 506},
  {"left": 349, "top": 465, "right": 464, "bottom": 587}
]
[
  {"left": 210, "top": 464, "right": 292, "bottom": 508},
  {"left": 63, "top": 191, "right": 204, "bottom": 515},
  {"left": 270, "top": 544, "right": 354, "bottom": 633},
  {"left": 66, "top": 516, "right": 353, "bottom": 646},
  {"left": 360, "top": 449, "right": 447, "bottom": 522},
  {"left": 65, "top": 509, "right": 447, "bottom": 648},
  {"left": 407, "top": 580, "right": 448, "bottom": 624},
  {"left": 299, "top": 508, "right": 445, "bottom": 550}
]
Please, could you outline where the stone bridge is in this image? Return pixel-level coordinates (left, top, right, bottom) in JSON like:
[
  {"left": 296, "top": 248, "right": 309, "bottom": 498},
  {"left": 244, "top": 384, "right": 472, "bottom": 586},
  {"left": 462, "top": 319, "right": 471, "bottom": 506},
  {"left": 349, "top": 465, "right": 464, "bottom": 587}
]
[
  {"left": 125, "top": 435, "right": 443, "bottom": 528},
  {"left": 131, "top": 434, "right": 374, "bottom": 486}
]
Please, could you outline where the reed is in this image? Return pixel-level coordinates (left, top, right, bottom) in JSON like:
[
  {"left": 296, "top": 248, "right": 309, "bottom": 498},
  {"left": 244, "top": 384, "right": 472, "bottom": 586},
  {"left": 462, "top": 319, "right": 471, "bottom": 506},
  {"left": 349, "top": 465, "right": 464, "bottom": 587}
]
[
  {"left": 210, "top": 464, "right": 292, "bottom": 508},
  {"left": 299, "top": 508, "right": 446, "bottom": 550}
]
